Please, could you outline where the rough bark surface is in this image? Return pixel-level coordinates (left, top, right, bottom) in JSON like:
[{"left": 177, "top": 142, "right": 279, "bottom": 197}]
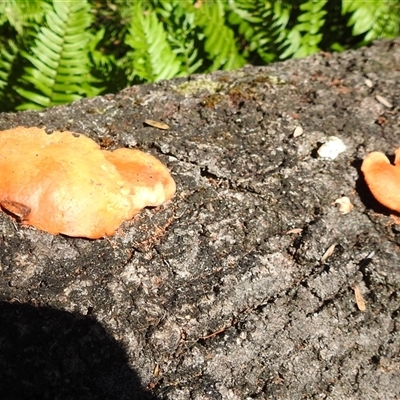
[{"left": 0, "top": 39, "right": 399, "bottom": 399}]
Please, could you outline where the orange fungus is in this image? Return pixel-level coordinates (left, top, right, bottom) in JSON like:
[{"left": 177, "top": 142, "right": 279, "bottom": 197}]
[
  {"left": 361, "top": 149, "right": 400, "bottom": 213},
  {"left": 0, "top": 126, "right": 176, "bottom": 238}
]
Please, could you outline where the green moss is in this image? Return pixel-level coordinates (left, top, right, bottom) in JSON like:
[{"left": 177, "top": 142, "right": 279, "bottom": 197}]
[
  {"left": 256, "top": 74, "right": 287, "bottom": 85},
  {"left": 175, "top": 79, "right": 223, "bottom": 96}
]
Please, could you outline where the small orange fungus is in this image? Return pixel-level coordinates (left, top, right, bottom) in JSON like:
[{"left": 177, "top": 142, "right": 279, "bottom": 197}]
[
  {"left": 0, "top": 126, "right": 176, "bottom": 238},
  {"left": 361, "top": 149, "right": 400, "bottom": 213}
]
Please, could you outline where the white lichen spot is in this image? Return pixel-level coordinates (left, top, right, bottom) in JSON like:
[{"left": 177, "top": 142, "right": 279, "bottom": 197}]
[{"left": 317, "top": 136, "right": 346, "bottom": 160}]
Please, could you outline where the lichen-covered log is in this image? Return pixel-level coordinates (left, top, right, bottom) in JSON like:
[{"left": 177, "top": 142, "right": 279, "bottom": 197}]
[{"left": 0, "top": 39, "right": 399, "bottom": 399}]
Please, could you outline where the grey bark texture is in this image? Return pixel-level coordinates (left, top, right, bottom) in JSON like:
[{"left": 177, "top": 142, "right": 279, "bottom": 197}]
[{"left": 0, "top": 39, "right": 399, "bottom": 400}]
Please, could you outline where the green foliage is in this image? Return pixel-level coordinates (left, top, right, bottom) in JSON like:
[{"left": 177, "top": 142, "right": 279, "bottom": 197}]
[
  {"left": 16, "top": 0, "right": 99, "bottom": 110},
  {"left": 342, "top": 0, "right": 400, "bottom": 42},
  {"left": 0, "top": 0, "right": 399, "bottom": 111},
  {"left": 194, "top": 1, "right": 246, "bottom": 71},
  {"left": 154, "top": 1, "right": 203, "bottom": 75},
  {"left": 280, "top": 0, "right": 328, "bottom": 58},
  {"left": 227, "top": 0, "right": 292, "bottom": 63},
  {"left": 0, "top": 40, "right": 19, "bottom": 108},
  {"left": 0, "top": 0, "right": 44, "bottom": 36},
  {"left": 125, "top": 1, "right": 181, "bottom": 82}
]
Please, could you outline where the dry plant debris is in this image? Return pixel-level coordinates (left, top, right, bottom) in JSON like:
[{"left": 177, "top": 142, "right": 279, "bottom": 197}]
[
  {"left": 320, "top": 243, "right": 336, "bottom": 264},
  {"left": 375, "top": 95, "right": 393, "bottom": 108},
  {"left": 286, "top": 228, "right": 303, "bottom": 235},
  {"left": 144, "top": 119, "right": 170, "bottom": 130},
  {"left": 352, "top": 285, "right": 367, "bottom": 312}
]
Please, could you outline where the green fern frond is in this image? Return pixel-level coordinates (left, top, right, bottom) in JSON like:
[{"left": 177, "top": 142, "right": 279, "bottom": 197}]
[
  {"left": 0, "top": 40, "right": 18, "bottom": 92},
  {"left": 91, "top": 0, "right": 133, "bottom": 59},
  {"left": 227, "top": 0, "right": 271, "bottom": 60},
  {"left": 16, "top": 0, "right": 98, "bottom": 110},
  {"left": 280, "top": 0, "right": 327, "bottom": 59},
  {"left": 195, "top": 1, "right": 246, "bottom": 71},
  {"left": 227, "top": 0, "right": 291, "bottom": 64},
  {"left": 0, "top": 40, "right": 21, "bottom": 109},
  {"left": 153, "top": 1, "right": 203, "bottom": 75},
  {"left": 343, "top": 0, "right": 400, "bottom": 42},
  {"left": 0, "top": 0, "right": 45, "bottom": 35},
  {"left": 125, "top": 1, "right": 181, "bottom": 83},
  {"left": 88, "top": 28, "right": 127, "bottom": 93},
  {"left": 168, "top": 29, "right": 203, "bottom": 76}
]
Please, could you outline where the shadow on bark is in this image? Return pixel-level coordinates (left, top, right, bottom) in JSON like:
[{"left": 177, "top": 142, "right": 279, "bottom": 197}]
[{"left": 0, "top": 301, "right": 156, "bottom": 400}]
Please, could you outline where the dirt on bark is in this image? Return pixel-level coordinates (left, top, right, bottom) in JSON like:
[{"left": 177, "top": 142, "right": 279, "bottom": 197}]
[{"left": 0, "top": 39, "right": 399, "bottom": 400}]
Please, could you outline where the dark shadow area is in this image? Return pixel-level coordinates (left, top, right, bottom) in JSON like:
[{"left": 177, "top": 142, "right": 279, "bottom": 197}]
[{"left": 0, "top": 301, "right": 157, "bottom": 400}]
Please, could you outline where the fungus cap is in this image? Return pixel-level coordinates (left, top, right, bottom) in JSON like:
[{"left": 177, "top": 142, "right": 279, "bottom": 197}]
[
  {"left": 0, "top": 126, "right": 176, "bottom": 238},
  {"left": 361, "top": 150, "right": 400, "bottom": 213}
]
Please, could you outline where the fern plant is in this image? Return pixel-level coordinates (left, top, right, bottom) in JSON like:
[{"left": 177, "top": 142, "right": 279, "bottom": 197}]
[
  {"left": 0, "top": 0, "right": 44, "bottom": 36},
  {"left": 343, "top": 0, "right": 400, "bottom": 43},
  {"left": 0, "top": 40, "right": 20, "bottom": 109},
  {"left": 153, "top": 1, "right": 203, "bottom": 75},
  {"left": 16, "top": 0, "right": 99, "bottom": 110},
  {"left": 280, "top": 0, "right": 328, "bottom": 59},
  {"left": 0, "top": 0, "right": 399, "bottom": 111},
  {"left": 194, "top": 1, "right": 246, "bottom": 71},
  {"left": 227, "top": 0, "right": 292, "bottom": 64},
  {"left": 125, "top": 1, "right": 181, "bottom": 83}
]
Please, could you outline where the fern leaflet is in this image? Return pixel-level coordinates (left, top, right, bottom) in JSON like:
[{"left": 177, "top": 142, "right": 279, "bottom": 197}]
[
  {"left": 195, "top": 1, "right": 246, "bottom": 71},
  {"left": 16, "top": 0, "right": 98, "bottom": 110},
  {"left": 280, "top": 0, "right": 327, "bottom": 59},
  {"left": 0, "top": 0, "right": 45, "bottom": 35},
  {"left": 154, "top": 1, "right": 203, "bottom": 75},
  {"left": 343, "top": 0, "right": 400, "bottom": 42},
  {"left": 125, "top": 1, "right": 181, "bottom": 83},
  {"left": 0, "top": 40, "right": 20, "bottom": 109},
  {"left": 227, "top": 0, "right": 292, "bottom": 64}
]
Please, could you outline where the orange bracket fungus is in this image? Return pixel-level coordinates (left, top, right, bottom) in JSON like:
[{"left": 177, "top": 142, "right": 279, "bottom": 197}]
[
  {"left": 361, "top": 148, "right": 400, "bottom": 213},
  {"left": 0, "top": 126, "right": 176, "bottom": 238}
]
